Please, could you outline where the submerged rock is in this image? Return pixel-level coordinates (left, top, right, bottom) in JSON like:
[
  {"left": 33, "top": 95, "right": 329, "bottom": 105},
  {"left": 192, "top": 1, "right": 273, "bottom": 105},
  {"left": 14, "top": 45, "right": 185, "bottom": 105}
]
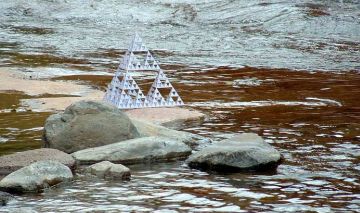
[
  {"left": 0, "top": 161, "right": 73, "bottom": 193},
  {"left": 43, "top": 100, "right": 140, "bottom": 153},
  {"left": 85, "top": 161, "right": 130, "bottom": 180},
  {"left": 72, "top": 136, "right": 192, "bottom": 165},
  {"left": 0, "top": 191, "right": 14, "bottom": 206},
  {"left": 0, "top": 148, "right": 75, "bottom": 175},
  {"left": 186, "top": 133, "right": 282, "bottom": 172}
]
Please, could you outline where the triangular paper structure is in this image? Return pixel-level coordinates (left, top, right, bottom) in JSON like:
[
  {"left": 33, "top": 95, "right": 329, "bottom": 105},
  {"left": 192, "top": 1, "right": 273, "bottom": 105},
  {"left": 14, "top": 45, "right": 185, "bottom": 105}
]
[{"left": 103, "top": 33, "right": 184, "bottom": 109}]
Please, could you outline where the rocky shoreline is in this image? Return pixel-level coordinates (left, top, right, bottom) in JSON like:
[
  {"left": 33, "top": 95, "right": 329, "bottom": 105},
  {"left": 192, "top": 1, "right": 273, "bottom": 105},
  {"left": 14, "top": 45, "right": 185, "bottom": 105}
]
[
  {"left": 0, "top": 100, "right": 282, "bottom": 207},
  {"left": 0, "top": 67, "right": 282, "bottom": 209}
]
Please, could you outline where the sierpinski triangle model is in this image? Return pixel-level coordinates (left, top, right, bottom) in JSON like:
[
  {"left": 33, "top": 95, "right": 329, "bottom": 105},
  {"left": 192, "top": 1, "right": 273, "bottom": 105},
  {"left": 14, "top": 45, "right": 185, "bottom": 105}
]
[{"left": 103, "top": 33, "right": 184, "bottom": 109}]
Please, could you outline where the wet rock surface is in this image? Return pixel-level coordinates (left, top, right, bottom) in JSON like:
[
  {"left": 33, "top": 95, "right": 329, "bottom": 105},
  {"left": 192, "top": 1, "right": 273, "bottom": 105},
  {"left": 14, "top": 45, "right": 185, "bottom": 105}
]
[
  {"left": 85, "top": 161, "right": 131, "bottom": 180},
  {"left": 0, "top": 160, "right": 73, "bottom": 193},
  {"left": 125, "top": 107, "right": 206, "bottom": 130},
  {"left": 72, "top": 136, "right": 192, "bottom": 165},
  {"left": 0, "top": 148, "right": 75, "bottom": 175},
  {"left": 0, "top": 191, "right": 14, "bottom": 206},
  {"left": 43, "top": 101, "right": 140, "bottom": 153},
  {"left": 186, "top": 133, "right": 282, "bottom": 172},
  {"left": 132, "top": 119, "right": 210, "bottom": 150}
]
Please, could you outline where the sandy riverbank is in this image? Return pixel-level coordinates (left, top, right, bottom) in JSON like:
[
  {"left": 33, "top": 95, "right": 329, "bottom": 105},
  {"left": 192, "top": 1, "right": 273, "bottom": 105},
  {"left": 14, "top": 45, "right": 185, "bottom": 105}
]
[
  {"left": 0, "top": 67, "right": 104, "bottom": 112},
  {"left": 0, "top": 67, "right": 205, "bottom": 124}
]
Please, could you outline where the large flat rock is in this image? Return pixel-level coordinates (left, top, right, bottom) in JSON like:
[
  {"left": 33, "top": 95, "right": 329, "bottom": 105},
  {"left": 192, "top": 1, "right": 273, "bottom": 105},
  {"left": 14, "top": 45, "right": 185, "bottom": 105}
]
[
  {"left": 131, "top": 119, "right": 211, "bottom": 150},
  {"left": 125, "top": 107, "right": 206, "bottom": 129},
  {"left": 0, "top": 148, "right": 75, "bottom": 175},
  {"left": 72, "top": 136, "right": 192, "bottom": 165},
  {"left": 186, "top": 133, "right": 282, "bottom": 172}
]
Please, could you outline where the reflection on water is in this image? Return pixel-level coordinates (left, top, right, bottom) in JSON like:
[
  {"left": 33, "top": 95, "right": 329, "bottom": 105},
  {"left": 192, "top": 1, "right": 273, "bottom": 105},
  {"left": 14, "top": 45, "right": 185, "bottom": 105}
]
[{"left": 1, "top": 66, "right": 359, "bottom": 212}]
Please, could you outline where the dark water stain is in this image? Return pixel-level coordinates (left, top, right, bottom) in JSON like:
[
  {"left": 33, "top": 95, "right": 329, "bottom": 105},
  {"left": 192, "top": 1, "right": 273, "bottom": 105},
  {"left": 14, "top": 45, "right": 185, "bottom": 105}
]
[
  {"left": 8, "top": 53, "right": 90, "bottom": 68},
  {"left": 296, "top": 3, "right": 331, "bottom": 17},
  {"left": 3, "top": 25, "right": 55, "bottom": 35}
]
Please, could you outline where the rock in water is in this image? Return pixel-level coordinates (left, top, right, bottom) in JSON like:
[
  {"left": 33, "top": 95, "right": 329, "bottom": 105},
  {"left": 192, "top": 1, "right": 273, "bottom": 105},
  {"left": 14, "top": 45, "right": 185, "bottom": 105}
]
[
  {"left": 85, "top": 161, "right": 130, "bottom": 180},
  {"left": 186, "top": 133, "right": 282, "bottom": 172},
  {"left": 0, "top": 161, "right": 73, "bottom": 193},
  {"left": 0, "top": 148, "right": 75, "bottom": 175},
  {"left": 125, "top": 107, "right": 206, "bottom": 130},
  {"left": 72, "top": 136, "right": 192, "bottom": 165},
  {"left": 43, "top": 101, "right": 140, "bottom": 153},
  {"left": 0, "top": 191, "right": 14, "bottom": 206},
  {"left": 131, "top": 119, "right": 212, "bottom": 150}
]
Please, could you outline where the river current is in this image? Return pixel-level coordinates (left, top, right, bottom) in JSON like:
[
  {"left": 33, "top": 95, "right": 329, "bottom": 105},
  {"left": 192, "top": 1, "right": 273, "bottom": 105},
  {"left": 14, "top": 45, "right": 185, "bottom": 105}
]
[{"left": 0, "top": 0, "right": 359, "bottom": 212}]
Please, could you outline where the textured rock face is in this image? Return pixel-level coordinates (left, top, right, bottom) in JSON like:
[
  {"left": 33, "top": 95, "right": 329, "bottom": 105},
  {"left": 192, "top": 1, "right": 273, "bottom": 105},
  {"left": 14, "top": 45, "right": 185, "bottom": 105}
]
[
  {"left": 0, "top": 148, "right": 75, "bottom": 175},
  {"left": 131, "top": 119, "right": 211, "bottom": 150},
  {"left": 0, "top": 161, "right": 73, "bottom": 193},
  {"left": 43, "top": 101, "right": 140, "bottom": 153},
  {"left": 125, "top": 107, "right": 206, "bottom": 130},
  {"left": 186, "top": 133, "right": 282, "bottom": 172},
  {"left": 85, "top": 161, "right": 131, "bottom": 180},
  {"left": 72, "top": 136, "right": 192, "bottom": 165},
  {"left": 0, "top": 191, "right": 14, "bottom": 206}
]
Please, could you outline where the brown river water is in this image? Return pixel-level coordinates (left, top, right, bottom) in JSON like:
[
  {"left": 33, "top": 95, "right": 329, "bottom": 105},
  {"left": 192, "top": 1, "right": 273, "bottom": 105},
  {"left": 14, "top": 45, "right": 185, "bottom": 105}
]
[{"left": 0, "top": 0, "right": 360, "bottom": 212}]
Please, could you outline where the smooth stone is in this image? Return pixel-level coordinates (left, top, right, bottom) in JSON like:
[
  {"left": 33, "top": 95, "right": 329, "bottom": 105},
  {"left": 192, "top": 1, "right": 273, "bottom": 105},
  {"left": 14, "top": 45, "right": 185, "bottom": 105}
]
[
  {"left": 0, "top": 161, "right": 73, "bottom": 193},
  {"left": 186, "top": 133, "right": 282, "bottom": 172},
  {"left": 0, "top": 148, "right": 75, "bottom": 175},
  {"left": 72, "top": 136, "right": 192, "bottom": 165},
  {"left": 43, "top": 100, "right": 140, "bottom": 153},
  {"left": 125, "top": 107, "right": 206, "bottom": 130},
  {"left": 0, "top": 191, "right": 14, "bottom": 206},
  {"left": 132, "top": 119, "right": 212, "bottom": 150},
  {"left": 85, "top": 161, "right": 130, "bottom": 180}
]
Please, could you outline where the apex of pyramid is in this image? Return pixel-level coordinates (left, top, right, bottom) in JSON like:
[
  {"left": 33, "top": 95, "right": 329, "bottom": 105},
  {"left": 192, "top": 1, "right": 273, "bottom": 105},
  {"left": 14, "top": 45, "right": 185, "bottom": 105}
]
[
  {"left": 128, "top": 33, "right": 147, "bottom": 52},
  {"left": 132, "top": 33, "right": 142, "bottom": 44}
]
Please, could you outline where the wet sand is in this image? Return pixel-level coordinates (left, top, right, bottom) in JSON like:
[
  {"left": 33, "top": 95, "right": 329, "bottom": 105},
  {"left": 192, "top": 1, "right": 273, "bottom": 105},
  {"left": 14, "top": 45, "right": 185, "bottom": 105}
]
[
  {"left": 0, "top": 68, "right": 104, "bottom": 112},
  {"left": 0, "top": 67, "right": 205, "bottom": 125}
]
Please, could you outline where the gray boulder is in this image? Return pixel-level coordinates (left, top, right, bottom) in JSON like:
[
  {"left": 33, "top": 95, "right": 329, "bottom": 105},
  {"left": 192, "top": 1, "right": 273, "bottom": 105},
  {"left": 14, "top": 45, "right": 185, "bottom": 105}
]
[
  {"left": 43, "top": 101, "right": 140, "bottom": 153},
  {"left": 72, "top": 136, "right": 192, "bottom": 165},
  {"left": 0, "top": 191, "right": 14, "bottom": 206},
  {"left": 0, "top": 148, "right": 75, "bottom": 175},
  {"left": 132, "top": 119, "right": 212, "bottom": 150},
  {"left": 85, "top": 161, "right": 130, "bottom": 180},
  {"left": 186, "top": 133, "right": 282, "bottom": 172},
  {"left": 0, "top": 161, "right": 73, "bottom": 193}
]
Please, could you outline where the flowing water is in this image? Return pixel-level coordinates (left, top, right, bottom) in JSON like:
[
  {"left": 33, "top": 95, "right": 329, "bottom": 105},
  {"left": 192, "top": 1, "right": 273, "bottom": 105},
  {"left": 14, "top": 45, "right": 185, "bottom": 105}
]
[{"left": 0, "top": 0, "right": 359, "bottom": 212}]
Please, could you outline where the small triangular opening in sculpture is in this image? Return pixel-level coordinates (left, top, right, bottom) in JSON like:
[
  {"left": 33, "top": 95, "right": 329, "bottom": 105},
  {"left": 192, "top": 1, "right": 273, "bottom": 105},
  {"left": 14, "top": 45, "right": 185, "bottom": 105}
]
[{"left": 103, "top": 33, "right": 184, "bottom": 109}]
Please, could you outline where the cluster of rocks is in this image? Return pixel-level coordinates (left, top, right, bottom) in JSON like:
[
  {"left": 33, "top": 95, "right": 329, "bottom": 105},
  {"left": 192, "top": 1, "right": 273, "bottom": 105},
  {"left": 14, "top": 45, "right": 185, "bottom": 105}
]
[{"left": 0, "top": 100, "right": 282, "bottom": 207}]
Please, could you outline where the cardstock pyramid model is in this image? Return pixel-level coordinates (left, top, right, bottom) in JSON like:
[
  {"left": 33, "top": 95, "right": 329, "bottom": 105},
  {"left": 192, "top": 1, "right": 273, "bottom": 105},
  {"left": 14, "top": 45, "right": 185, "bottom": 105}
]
[{"left": 103, "top": 34, "right": 184, "bottom": 109}]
